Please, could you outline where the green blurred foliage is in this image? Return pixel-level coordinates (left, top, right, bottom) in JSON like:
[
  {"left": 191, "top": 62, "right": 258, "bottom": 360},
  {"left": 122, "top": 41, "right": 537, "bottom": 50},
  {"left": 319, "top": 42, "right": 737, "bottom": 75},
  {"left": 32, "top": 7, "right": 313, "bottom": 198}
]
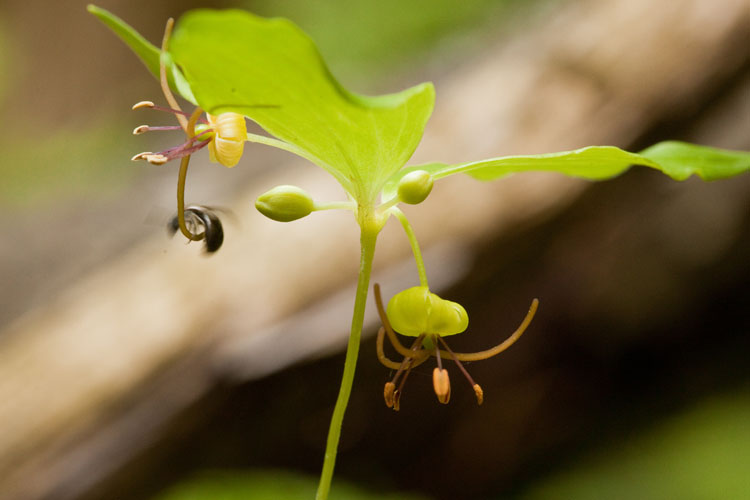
[
  {"left": 521, "top": 389, "right": 750, "bottom": 500},
  {"left": 154, "top": 469, "right": 431, "bottom": 500},
  {"left": 0, "top": 120, "right": 136, "bottom": 207}
]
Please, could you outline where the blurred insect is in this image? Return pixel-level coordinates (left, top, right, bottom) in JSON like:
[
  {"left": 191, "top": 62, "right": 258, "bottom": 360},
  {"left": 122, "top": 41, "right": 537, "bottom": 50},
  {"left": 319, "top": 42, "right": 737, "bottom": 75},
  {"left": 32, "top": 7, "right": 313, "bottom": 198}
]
[{"left": 167, "top": 206, "right": 224, "bottom": 253}]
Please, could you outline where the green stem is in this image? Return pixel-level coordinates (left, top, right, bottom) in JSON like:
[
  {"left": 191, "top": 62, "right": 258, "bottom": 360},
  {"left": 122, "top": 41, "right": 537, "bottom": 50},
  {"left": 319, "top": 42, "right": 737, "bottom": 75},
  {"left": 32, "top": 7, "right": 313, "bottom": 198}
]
[
  {"left": 390, "top": 207, "right": 429, "bottom": 288},
  {"left": 314, "top": 200, "right": 357, "bottom": 212},
  {"left": 316, "top": 222, "right": 379, "bottom": 500},
  {"left": 175, "top": 108, "right": 205, "bottom": 242},
  {"left": 377, "top": 196, "right": 400, "bottom": 212}
]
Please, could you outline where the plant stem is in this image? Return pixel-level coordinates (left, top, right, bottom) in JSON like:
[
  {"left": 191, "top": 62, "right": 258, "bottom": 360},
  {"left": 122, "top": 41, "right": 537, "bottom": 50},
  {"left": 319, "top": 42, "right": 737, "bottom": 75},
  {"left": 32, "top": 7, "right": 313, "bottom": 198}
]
[
  {"left": 314, "top": 200, "right": 357, "bottom": 212},
  {"left": 391, "top": 207, "right": 429, "bottom": 288},
  {"left": 176, "top": 108, "right": 206, "bottom": 241},
  {"left": 316, "top": 223, "right": 379, "bottom": 500}
]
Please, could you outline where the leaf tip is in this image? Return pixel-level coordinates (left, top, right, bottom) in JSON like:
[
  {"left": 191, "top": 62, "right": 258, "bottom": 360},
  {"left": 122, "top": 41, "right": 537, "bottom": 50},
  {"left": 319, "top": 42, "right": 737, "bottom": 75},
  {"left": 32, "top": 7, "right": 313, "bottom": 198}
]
[{"left": 86, "top": 4, "right": 103, "bottom": 16}]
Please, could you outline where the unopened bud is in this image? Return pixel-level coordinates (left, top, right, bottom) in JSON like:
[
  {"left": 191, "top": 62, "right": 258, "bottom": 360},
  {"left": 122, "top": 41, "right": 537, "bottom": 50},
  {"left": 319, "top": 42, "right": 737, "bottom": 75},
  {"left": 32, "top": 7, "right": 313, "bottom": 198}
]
[
  {"left": 432, "top": 368, "right": 451, "bottom": 404},
  {"left": 397, "top": 170, "right": 433, "bottom": 205},
  {"left": 255, "top": 185, "right": 315, "bottom": 222}
]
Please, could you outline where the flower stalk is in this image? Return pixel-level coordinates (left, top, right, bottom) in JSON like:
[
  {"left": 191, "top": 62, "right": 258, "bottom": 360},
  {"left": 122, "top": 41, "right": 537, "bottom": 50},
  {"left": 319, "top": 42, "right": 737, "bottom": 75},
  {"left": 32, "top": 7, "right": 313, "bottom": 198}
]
[
  {"left": 390, "top": 207, "right": 429, "bottom": 288},
  {"left": 316, "top": 221, "right": 379, "bottom": 500}
]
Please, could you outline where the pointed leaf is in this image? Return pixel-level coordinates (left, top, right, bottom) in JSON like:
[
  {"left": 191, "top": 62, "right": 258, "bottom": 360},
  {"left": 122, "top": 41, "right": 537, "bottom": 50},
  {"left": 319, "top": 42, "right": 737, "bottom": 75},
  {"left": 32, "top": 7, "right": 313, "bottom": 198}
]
[
  {"left": 639, "top": 141, "right": 750, "bottom": 181},
  {"left": 88, "top": 5, "right": 196, "bottom": 103},
  {"left": 168, "top": 9, "right": 435, "bottom": 202},
  {"left": 383, "top": 142, "right": 750, "bottom": 199}
]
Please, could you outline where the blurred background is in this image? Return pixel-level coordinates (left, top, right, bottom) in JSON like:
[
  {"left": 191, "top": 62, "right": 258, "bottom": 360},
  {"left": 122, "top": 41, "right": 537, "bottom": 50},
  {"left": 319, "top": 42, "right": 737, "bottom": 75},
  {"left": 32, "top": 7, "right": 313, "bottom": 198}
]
[{"left": 0, "top": 0, "right": 748, "bottom": 499}]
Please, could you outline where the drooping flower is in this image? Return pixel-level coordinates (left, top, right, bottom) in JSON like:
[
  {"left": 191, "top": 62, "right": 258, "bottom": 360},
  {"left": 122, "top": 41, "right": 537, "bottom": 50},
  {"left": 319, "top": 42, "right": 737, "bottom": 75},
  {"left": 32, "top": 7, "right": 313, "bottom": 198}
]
[
  {"left": 131, "top": 101, "right": 247, "bottom": 168},
  {"left": 126, "top": 18, "right": 253, "bottom": 253},
  {"left": 374, "top": 284, "right": 538, "bottom": 410}
]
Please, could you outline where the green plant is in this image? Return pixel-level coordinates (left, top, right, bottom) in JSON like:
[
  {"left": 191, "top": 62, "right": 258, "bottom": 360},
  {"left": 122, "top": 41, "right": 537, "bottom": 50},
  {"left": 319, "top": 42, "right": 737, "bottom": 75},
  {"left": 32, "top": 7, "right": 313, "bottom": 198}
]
[{"left": 88, "top": 5, "right": 750, "bottom": 499}]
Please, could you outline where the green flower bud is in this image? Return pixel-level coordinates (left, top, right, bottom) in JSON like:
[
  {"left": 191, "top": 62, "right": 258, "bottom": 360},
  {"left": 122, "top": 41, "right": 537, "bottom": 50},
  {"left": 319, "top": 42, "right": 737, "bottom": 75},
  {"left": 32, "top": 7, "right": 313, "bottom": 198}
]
[
  {"left": 386, "top": 286, "right": 468, "bottom": 337},
  {"left": 397, "top": 170, "right": 433, "bottom": 205},
  {"left": 255, "top": 185, "right": 315, "bottom": 222}
]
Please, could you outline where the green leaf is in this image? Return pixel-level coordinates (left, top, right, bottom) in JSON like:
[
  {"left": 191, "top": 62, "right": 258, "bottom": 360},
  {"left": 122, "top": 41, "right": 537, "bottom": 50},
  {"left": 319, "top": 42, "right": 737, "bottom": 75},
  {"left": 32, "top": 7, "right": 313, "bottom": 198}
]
[
  {"left": 87, "top": 5, "right": 196, "bottom": 104},
  {"left": 383, "top": 142, "right": 750, "bottom": 199},
  {"left": 168, "top": 9, "right": 435, "bottom": 203},
  {"left": 639, "top": 141, "right": 750, "bottom": 181}
]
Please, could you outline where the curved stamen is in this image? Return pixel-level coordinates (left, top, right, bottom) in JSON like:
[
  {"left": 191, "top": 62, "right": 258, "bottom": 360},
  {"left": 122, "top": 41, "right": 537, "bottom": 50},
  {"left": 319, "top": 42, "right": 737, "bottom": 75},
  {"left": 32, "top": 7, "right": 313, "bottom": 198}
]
[
  {"left": 437, "top": 336, "right": 483, "bottom": 405},
  {"left": 132, "top": 135, "right": 212, "bottom": 164},
  {"left": 138, "top": 102, "right": 210, "bottom": 120},
  {"left": 433, "top": 334, "right": 443, "bottom": 370},
  {"left": 132, "top": 100, "right": 211, "bottom": 126},
  {"left": 392, "top": 358, "right": 414, "bottom": 411},
  {"left": 386, "top": 356, "right": 414, "bottom": 410},
  {"left": 133, "top": 124, "right": 183, "bottom": 135},
  {"left": 376, "top": 327, "right": 402, "bottom": 369},
  {"left": 432, "top": 366, "right": 451, "bottom": 404},
  {"left": 132, "top": 152, "right": 167, "bottom": 164},
  {"left": 132, "top": 100, "right": 155, "bottom": 110},
  {"left": 432, "top": 334, "right": 451, "bottom": 404},
  {"left": 384, "top": 382, "right": 397, "bottom": 407},
  {"left": 376, "top": 326, "right": 430, "bottom": 369},
  {"left": 433, "top": 298, "right": 538, "bottom": 362},
  {"left": 389, "top": 334, "right": 427, "bottom": 381},
  {"left": 383, "top": 334, "right": 425, "bottom": 410},
  {"left": 160, "top": 137, "right": 212, "bottom": 160}
]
